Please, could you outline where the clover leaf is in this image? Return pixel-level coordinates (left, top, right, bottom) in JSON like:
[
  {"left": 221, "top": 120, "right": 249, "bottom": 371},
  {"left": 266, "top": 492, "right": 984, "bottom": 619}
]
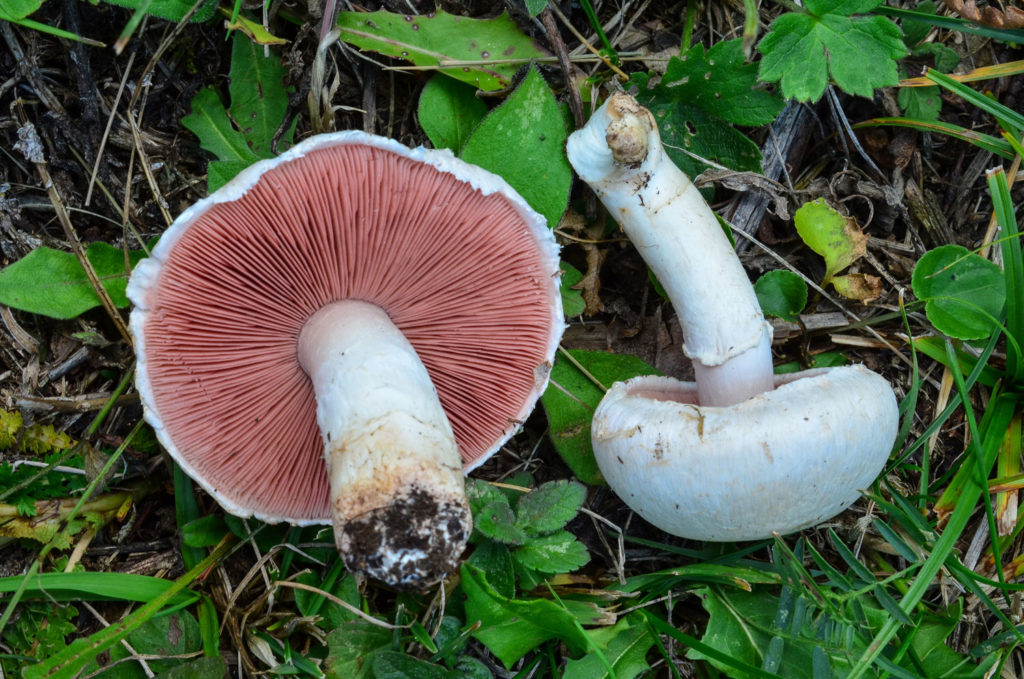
[
  {"left": 630, "top": 38, "right": 783, "bottom": 177},
  {"left": 758, "top": 0, "right": 906, "bottom": 102}
]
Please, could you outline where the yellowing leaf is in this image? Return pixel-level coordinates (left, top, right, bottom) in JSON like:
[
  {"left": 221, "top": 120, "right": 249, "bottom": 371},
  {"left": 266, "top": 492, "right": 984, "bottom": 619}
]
[
  {"left": 220, "top": 8, "right": 287, "bottom": 45},
  {"left": 793, "top": 198, "right": 868, "bottom": 284},
  {"left": 337, "top": 10, "right": 547, "bottom": 92},
  {"left": 832, "top": 273, "right": 883, "bottom": 302}
]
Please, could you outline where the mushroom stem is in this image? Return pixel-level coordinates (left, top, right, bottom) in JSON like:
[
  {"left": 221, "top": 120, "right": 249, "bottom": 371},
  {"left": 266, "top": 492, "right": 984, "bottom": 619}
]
[
  {"left": 298, "top": 300, "right": 471, "bottom": 588},
  {"left": 566, "top": 93, "right": 773, "bottom": 407}
]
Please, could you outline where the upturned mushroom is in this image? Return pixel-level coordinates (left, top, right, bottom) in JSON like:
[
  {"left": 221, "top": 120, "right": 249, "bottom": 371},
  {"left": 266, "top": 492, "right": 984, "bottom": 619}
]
[
  {"left": 128, "top": 132, "right": 563, "bottom": 587},
  {"left": 566, "top": 93, "right": 898, "bottom": 541}
]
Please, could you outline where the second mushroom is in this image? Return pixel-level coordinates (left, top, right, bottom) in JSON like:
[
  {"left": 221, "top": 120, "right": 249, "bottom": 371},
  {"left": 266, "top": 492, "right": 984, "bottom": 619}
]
[{"left": 566, "top": 93, "right": 898, "bottom": 541}]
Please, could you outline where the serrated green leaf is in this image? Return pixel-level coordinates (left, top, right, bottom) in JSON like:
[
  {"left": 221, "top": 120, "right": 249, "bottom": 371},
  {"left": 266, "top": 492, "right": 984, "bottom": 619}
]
[
  {"left": 476, "top": 499, "right": 528, "bottom": 545},
  {"left": 181, "top": 33, "right": 293, "bottom": 191},
  {"left": 630, "top": 39, "right": 782, "bottom": 176},
  {"left": 515, "top": 479, "right": 586, "bottom": 535},
  {"left": 465, "top": 478, "right": 509, "bottom": 518},
  {"left": 912, "top": 244, "right": 1006, "bottom": 340},
  {"left": 337, "top": 10, "right": 546, "bottom": 92},
  {"left": 0, "top": 243, "right": 145, "bottom": 319},
  {"left": 563, "top": 614, "right": 655, "bottom": 679},
  {"left": 758, "top": 5, "right": 905, "bottom": 102},
  {"left": 515, "top": 530, "right": 589, "bottom": 573},
  {"left": 754, "top": 270, "right": 807, "bottom": 322},
  {"left": 793, "top": 198, "right": 868, "bottom": 284},
  {"left": 560, "top": 261, "right": 586, "bottom": 317},
  {"left": 461, "top": 66, "right": 571, "bottom": 229},
  {"left": 541, "top": 350, "right": 660, "bottom": 485},
  {"left": 418, "top": 74, "right": 488, "bottom": 153}
]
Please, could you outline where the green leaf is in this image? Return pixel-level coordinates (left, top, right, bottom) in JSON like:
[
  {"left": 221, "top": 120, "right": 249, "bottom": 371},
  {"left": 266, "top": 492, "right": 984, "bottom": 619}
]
[
  {"left": 515, "top": 479, "right": 586, "bottom": 535},
  {"left": 465, "top": 540, "right": 516, "bottom": 598},
  {"left": 418, "top": 75, "right": 488, "bottom": 153},
  {"left": 912, "top": 244, "right": 1006, "bottom": 340},
  {"left": 630, "top": 39, "right": 782, "bottom": 176},
  {"left": 758, "top": 4, "right": 906, "bottom": 102},
  {"left": 371, "top": 650, "right": 448, "bottom": 679},
  {"left": 793, "top": 198, "right": 868, "bottom": 284},
  {"left": 155, "top": 657, "right": 227, "bottom": 679},
  {"left": 181, "top": 515, "right": 229, "bottom": 548},
  {"left": 113, "top": 611, "right": 201, "bottom": 674},
  {"left": 181, "top": 33, "right": 293, "bottom": 191},
  {"left": 0, "top": 243, "right": 145, "bottom": 319},
  {"left": 461, "top": 564, "right": 599, "bottom": 667},
  {"left": 0, "top": 0, "right": 42, "bottom": 20},
  {"left": 476, "top": 499, "right": 529, "bottom": 545},
  {"left": 898, "top": 85, "right": 942, "bottom": 121},
  {"left": 96, "top": 0, "right": 218, "bottom": 22},
  {"left": 514, "top": 530, "right": 590, "bottom": 573},
  {"left": 337, "top": 10, "right": 546, "bottom": 92},
  {"left": 754, "top": 270, "right": 807, "bottom": 322},
  {"left": 563, "top": 614, "right": 655, "bottom": 679},
  {"left": 461, "top": 66, "right": 571, "bottom": 229},
  {"left": 324, "top": 620, "right": 391, "bottom": 679},
  {"left": 541, "top": 350, "right": 660, "bottom": 485},
  {"left": 560, "top": 261, "right": 586, "bottom": 317}
]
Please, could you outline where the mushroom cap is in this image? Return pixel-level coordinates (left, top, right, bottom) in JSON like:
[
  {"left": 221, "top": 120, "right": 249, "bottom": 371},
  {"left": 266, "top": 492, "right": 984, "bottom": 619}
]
[
  {"left": 591, "top": 365, "right": 897, "bottom": 541},
  {"left": 128, "top": 131, "right": 564, "bottom": 525}
]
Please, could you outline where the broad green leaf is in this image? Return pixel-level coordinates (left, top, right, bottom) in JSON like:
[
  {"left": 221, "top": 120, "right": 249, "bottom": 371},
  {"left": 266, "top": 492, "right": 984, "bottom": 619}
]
[
  {"left": 793, "top": 198, "right": 868, "bottom": 284},
  {"left": 182, "top": 33, "right": 294, "bottom": 191},
  {"left": 418, "top": 75, "right": 488, "bottom": 153},
  {"left": 912, "top": 244, "right": 1006, "bottom": 340},
  {"left": 630, "top": 39, "right": 782, "bottom": 176},
  {"left": 465, "top": 477, "right": 508, "bottom": 517},
  {"left": 0, "top": 243, "right": 145, "bottom": 319},
  {"left": 515, "top": 479, "right": 586, "bottom": 535},
  {"left": 109, "top": 611, "right": 201, "bottom": 675},
  {"left": 898, "top": 85, "right": 942, "bottom": 121},
  {"left": 227, "top": 32, "right": 291, "bottom": 157},
  {"left": 182, "top": 88, "right": 261, "bottom": 166},
  {"left": 337, "top": 10, "right": 546, "bottom": 92},
  {"left": 0, "top": 0, "right": 41, "bottom": 20},
  {"left": 324, "top": 620, "right": 391, "bottom": 679},
  {"left": 514, "top": 530, "right": 590, "bottom": 573},
  {"left": 181, "top": 515, "right": 229, "bottom": 548},
  {"left": 461, "top": 564, "right": 599, "bottom": 667},
  {"left": 541, "top": 350, "right": 660, "bottom": 485},
  {"left": 461, "top": 66, "right": 571, "bottom": 229},
  {"left": 97, "top": 0, "right": 218, "bottom": 22},
  {"left": 754, "top": 270, "right": 807, "bottom": 322},
  {"left": 465, "top": 540, "right": 515, "bottom": 598},
  {"left": 563, "top": 614, "right": 655, "bottom": 679},
  {"left": 758, "top": 3, "right": 906, "bottom": 102},
  {"left": 447, "top": 656, "right": 492, "bottom": 679},
  {"left": 560, "top": 261, "right": 586, "bottom": 317}
]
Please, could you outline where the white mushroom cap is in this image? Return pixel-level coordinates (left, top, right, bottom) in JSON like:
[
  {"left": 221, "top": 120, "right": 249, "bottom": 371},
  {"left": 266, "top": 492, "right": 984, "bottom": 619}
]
[{"left": 592, "top": 366, "right": 898, "bottom": 540}]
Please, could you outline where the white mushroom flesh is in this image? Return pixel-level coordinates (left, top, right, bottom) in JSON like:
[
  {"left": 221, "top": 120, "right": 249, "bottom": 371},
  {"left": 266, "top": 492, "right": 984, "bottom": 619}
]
[
  {"left": 566, "top": 92, "right": 773, "bottom": 407},
  {"left": 298, "top": 300, "right": 470, "bottom": 587}
]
